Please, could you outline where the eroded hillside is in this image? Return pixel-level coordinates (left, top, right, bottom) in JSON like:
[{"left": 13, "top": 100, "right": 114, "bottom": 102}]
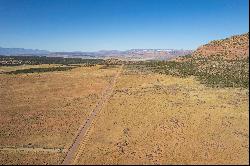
[{"left": 193, "top": 33, "right": 249, "bottom": 59}]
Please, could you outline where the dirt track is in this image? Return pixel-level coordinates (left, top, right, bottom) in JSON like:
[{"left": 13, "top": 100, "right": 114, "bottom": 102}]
[
  {"left": 0, "top": 147, "right": 66, "bottom": 153},
  {"left": 62, "top": 65, "right": 123, "bottom": 165}
]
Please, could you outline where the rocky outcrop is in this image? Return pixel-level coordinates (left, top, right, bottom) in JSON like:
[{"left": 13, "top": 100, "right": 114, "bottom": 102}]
[{"left": 192, "top": 33, "right": 249, "bottom": 59}]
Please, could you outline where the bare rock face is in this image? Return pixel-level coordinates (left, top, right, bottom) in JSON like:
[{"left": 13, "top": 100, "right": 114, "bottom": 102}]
[{"left": 192, "top": 33, "right": 249, "bottom": 59}]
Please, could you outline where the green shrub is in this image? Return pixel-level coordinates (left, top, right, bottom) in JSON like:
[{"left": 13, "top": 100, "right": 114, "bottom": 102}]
[
  {"left": 133, "top": 55, "right": 249, "bottom": 88},
  {"left": 6, "top": 66, "right": 76, "bottom": 74}
]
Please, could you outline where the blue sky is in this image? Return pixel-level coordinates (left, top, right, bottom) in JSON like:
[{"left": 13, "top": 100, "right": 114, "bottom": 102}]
[{"left": 0, "top": 0, "right": 249, "bottom": 51}]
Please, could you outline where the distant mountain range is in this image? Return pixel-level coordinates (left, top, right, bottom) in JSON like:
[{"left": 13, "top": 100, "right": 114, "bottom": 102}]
[
  {"left": 50, "top": 49, "right": 193, "bottom": 60},
  {"left": 0, "top": 47, "right": 193, "bottom": 60},
  {"left": 0, "top": 47, "right": 50, "bottom": 55}
]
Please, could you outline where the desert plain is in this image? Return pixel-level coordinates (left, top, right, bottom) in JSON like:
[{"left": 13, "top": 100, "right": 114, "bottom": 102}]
[{"left": 0, "top": 64, "right": 248, "bottom": 165}]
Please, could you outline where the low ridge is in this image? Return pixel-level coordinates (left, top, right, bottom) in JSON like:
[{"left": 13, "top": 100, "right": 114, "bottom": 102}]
[{"left": 192, "top": 33, "right": 249, "bottom": 59}]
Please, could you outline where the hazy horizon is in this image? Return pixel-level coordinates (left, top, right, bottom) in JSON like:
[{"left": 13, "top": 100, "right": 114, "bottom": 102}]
[
  {"left": 0, "top": 0, "right": 249, "bottom": 52},
  {"left": 0, "top": 46, "right": 195, "bottom": 52}
]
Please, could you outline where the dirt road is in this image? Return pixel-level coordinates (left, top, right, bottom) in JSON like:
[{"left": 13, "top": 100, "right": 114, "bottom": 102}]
[{"left": 61, "top": 65, "right": 123, "bottom": 165}]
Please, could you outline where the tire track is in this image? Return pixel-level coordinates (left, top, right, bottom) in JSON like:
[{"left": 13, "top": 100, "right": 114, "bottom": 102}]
[
  {"left": 0, "top": 147, "right": 66, "bottom": 153},
  {"left": 61, "top": 65, "right": 123, "bottom": 165}
]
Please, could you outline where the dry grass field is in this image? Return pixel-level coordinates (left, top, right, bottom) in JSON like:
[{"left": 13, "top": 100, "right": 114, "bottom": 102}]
[
  {"left": 0, "top": 64, "right": 248, "bottom": 164},
  {"left": 75, "top": 66, "right": 249, "bottom": 165},
  {"left": 0, "top": 151, "right": 64, "bottom": 165},
  {"left": 0, "top": 65, "right": 119, "bottom": 164}
]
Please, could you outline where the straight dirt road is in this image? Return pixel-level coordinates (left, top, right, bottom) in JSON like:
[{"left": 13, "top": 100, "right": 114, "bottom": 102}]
[{"left": 62, "top": 65, "right": 123, "bottom": 165}]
